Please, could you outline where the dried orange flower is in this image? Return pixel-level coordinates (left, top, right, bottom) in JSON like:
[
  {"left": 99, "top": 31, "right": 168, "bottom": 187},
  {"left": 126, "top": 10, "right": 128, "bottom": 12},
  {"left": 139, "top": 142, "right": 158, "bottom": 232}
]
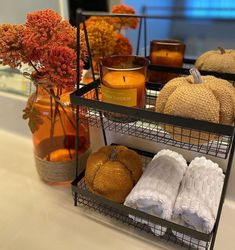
[
  {"left": 113, "top": 33, "right": 132, "bottom": 56},
  {"left": 84, "top": 16, "right": 103, "bottom": 27},
  {"left": 87, "top": 20, "right": 116, "bottom": 60},
  {"left": 78, "top": 30, "right": 88, "bottom": 60},
  {"left": 40, "top": 46, "right": 78, "bottom": 89},
  {"left": 83, "top": 4, "right": 137, "bottom": 59},
  {"left": 86, "top": 16, "right": 113, "bottom": 28},
  {"left": 111, "top": 4, "right": 139, "bottom": 30},
  {"left": 0, "top": 24, "right": 26, "bottom": 67},
  {"left": 0, "top": 9, "right": 87, "bottom": 135},
  {"left": 0, "top": 9, "right": 86, "bottom": 89},
  {"left": 23, "top": 9, "right": 61, "bottom": 61},
  {"left": 56, "top": 20, "right": 77, "bottom": 49},
  {"left": 23, "top": 9, "right": 78, "bottom": 62}
]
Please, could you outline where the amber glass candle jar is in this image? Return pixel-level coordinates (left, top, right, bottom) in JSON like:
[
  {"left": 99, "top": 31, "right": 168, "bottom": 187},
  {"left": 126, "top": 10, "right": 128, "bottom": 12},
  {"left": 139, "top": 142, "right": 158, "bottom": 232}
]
[
  {"left": 100, "top": 55, "right": 148, "bottom": 121},
  {"left": 149, "top": 40, "right": 185, "bottom": 86}
]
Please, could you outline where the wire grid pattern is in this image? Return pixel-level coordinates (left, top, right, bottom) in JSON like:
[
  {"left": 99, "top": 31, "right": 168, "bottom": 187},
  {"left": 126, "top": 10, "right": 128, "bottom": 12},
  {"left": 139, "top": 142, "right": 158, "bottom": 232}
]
[
  {"left": 72, "top": 153, "right": 210, "bottom": 250},
  {"left": 77, "top": 88, "right": 232, "bottom": 159},
  {"left": 73, "top": 190, "right": 208, "bottom": 249}
]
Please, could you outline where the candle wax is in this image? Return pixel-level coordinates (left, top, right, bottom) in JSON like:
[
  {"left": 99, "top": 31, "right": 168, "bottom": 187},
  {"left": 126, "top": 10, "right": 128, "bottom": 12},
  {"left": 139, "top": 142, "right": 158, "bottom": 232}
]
[
  {"left": 102, "top": 71, "right": 145, "bottom": 107},
  {"left": 149, "top": 50, "right": 184, "bottom": 84},
  {"left": 151, "top": 50, "right": 183, "bottom": 66}
]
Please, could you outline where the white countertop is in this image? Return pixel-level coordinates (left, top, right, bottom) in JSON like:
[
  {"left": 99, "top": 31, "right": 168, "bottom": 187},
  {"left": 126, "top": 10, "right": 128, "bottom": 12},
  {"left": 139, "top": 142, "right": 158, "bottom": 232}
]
[
  {"left": 1, "top": 90, "right": 235, "bottom": 250},
  {"left": 0, "top": 130, "right": 169, "bottom": 250},
  {"left": 0, "top": 129, "right": 235, "bottom": 250}
]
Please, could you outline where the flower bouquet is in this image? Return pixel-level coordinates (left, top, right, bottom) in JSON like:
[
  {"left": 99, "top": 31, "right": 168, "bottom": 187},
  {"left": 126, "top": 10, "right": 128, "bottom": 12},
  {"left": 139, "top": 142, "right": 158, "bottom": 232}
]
[
  {"left": 82, "top": 4, "right": 139, "bottom": 83},
  {"left": 0, "top": 9, "right": 90, "bottom": 184}
]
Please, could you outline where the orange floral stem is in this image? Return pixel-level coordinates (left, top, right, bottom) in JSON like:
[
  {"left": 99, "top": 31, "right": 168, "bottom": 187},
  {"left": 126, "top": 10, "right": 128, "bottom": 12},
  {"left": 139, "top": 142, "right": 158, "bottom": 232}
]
[
  {"left": 43, "top": 87, "right": 76, "bottom": 130},
  {"left": 57, "top": 102, "right": 76, "bottom": 130},
  {"left": 57, "top": 108, "right": 73, "bottom": 159},
  {"left": 48, "top": 89, "right": 56, "bottom": 161},
  {"left": 30, "top": 62, "right": 39, "bottom": 73}
]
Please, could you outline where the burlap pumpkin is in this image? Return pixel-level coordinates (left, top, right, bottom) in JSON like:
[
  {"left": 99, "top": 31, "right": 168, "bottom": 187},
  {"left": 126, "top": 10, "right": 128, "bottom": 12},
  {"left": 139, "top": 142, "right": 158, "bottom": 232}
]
[
  {"left": 85, "top": 145, "right": 143, "bottom": 203},
  {"left": 156, "top": 68, "right": 235, "bottom": 144},
  {"left": 195, "top": 47, "right": 235, "bottom": 74}
]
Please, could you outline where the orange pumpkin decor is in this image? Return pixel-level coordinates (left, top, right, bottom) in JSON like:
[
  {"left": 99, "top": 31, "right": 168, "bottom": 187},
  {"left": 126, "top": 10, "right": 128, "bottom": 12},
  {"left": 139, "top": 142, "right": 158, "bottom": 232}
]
[
  {"left": 156, "top": 68, "right": 235, "bottom": 144},
  {"left": 85, "top": 145, "right": 143, "bottom": 203},
  {"left": 195, "top": 47, "right": 235, "bottom": 74}
]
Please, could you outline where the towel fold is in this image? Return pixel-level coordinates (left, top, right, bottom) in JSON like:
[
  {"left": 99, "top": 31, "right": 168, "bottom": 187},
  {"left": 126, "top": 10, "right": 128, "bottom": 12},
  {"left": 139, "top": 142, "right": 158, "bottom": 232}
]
[
  {"left": 173, "top": 156, "right": 224, "bottom": 234},
  {"left": 124, "top": 149, "right": 188, "bottom": 235}
]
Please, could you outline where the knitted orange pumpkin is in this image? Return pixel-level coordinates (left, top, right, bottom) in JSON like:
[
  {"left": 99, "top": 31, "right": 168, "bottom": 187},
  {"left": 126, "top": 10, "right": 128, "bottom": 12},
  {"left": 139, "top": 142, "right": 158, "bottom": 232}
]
[
  {"left": 195, "top": 47, "right": 235, "bottom": 74},
  {"left": 156, "top": 68, "right": 235, "bottom": 144},
  {"left": 85, "top": 145, "right": 143, "bottom": 203}
]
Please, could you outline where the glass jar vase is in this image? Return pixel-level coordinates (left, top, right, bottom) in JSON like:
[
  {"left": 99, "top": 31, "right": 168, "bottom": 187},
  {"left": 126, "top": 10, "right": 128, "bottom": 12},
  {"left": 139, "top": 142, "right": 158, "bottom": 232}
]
[{"left": 28, "top": 86, "right": 90, "bottom": 185}]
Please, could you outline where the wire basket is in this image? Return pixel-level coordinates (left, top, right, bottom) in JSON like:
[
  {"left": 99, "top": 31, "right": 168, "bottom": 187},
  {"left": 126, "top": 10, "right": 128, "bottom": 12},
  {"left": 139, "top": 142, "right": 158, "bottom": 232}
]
[
  {"left": 72, "top": 11, "right": 235, "bottom": 250},
  {"left": 71, "top": 66, "right": 235, "bottom": 159},
  {"left": 72, "top": 147, "right": 212, "bottom": 250}
]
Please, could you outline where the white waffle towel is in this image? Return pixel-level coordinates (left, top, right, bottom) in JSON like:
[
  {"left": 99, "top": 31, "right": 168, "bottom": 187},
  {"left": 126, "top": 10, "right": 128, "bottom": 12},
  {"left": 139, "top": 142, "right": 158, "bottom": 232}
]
[
  {"left": 124, "top": 149, "right": 188, "bottom": 235},
  {"left": 173, "top": 156, "right": 224, "bottom": 234}
]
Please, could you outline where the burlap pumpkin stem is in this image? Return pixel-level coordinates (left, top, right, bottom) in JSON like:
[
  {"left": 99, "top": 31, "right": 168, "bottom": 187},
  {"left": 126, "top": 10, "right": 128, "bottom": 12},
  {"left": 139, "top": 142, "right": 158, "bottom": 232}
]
[{"left": 155, "top": 68, "right": 235, "bottom": 145}]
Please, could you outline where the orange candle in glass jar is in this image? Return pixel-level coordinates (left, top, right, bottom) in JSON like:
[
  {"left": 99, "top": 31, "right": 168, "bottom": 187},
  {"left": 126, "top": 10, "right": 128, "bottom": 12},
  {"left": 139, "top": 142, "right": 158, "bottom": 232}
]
[
  {"left": 102, "top": 70, "right": 145, "bottom": 108},
  {"left": 149, "top": 40, "right": 185, "bottom": 84},
  {"left": 100, "top": 56, "right": 148, "bottom": 109},
  {"left": 151, "top": 50, "right": 184, "bottom": 66}
]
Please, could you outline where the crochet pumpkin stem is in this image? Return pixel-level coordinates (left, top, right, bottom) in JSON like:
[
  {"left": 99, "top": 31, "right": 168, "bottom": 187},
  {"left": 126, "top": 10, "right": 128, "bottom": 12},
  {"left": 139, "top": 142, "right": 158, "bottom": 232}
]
[
  {"left": 189, "top": 67, "right": 202, "bottom": 84},
  {"left": 218, "top": 47, "right": 226, "bottom": 54},
  {"left": 110, "top": 147, "right": 118, "bottom": 161}
]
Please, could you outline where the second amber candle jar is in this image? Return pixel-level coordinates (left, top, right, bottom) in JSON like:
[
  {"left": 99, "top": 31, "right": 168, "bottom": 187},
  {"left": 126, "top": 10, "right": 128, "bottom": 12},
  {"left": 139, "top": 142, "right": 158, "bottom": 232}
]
[{"left": 149, "top": 40, "right": 185, "bottom": 85}]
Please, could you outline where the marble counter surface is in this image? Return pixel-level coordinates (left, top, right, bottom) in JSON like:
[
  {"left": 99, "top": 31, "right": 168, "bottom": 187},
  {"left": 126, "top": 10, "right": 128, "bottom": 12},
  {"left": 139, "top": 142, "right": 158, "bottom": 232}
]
[
  {"left": 1, "top": 89, "right": 235, "bottom": 250},
  {"left": 1, "top": 129, "right": 235, "bottom": 250}
]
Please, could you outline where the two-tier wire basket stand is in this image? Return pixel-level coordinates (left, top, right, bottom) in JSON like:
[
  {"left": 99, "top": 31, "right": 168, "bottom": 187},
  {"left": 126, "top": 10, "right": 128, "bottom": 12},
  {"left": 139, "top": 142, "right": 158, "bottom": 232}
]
[{"left": 70, "top": 10, "right": 235, "bottom": 250}]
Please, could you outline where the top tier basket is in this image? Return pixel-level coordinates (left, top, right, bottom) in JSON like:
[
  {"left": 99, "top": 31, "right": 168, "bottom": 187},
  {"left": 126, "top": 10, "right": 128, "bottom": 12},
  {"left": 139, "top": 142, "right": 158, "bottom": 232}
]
[
  {"left": 72, "top": 10, "right": 235, "bottom": 160},
  {"left": 71, "top": 65, "right": 235, "bottom": 159}
]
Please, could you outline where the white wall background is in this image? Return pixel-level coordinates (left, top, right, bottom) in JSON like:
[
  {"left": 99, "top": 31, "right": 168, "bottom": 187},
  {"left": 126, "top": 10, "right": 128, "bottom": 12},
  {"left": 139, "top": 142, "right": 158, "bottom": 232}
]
[
  {"left": 170, "top": 19, "right": 235, "bottom": 57},
  {"left": 0, "top": 0, "right": 122, "bottom": 24},
  {"left": 109, "top": 0, "right": 122, "bottom": 9},
  {"left": 124, "top": 0, "right": 173, "bottom": 55},
  {"left": 123, "top": 0, "right": 235, "bottom": 57},
  {"left": 0, "top": 0, "right": 68, "bottom": 23}
]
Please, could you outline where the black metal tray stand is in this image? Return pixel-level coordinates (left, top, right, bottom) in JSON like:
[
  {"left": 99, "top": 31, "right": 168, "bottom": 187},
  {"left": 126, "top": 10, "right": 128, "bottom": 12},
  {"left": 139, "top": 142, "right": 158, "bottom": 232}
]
[{"left": 71, "top": 10, "right": 235, "bottom": 250}]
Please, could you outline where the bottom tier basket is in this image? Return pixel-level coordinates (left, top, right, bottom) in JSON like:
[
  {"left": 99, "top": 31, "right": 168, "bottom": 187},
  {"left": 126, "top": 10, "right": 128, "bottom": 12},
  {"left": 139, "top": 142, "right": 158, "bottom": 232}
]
[{"left": 71, "top": 148, "right": 213, "bottom": 250}]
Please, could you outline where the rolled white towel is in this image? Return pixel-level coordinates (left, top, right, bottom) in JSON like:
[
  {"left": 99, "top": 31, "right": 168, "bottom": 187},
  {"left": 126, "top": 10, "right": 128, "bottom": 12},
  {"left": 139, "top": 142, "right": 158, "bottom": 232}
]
[
  {"left": 173, "top": 156, "right": 224, "bottom": 234},
  {"left": 124, "top": 149, "right": 188, "bottom": 235}
]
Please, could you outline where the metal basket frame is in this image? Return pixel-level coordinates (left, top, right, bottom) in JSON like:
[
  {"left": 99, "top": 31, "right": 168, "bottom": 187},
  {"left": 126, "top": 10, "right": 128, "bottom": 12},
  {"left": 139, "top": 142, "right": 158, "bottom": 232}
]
[{"left": 71, "top": 10, "right": 235, "bottom": 250}]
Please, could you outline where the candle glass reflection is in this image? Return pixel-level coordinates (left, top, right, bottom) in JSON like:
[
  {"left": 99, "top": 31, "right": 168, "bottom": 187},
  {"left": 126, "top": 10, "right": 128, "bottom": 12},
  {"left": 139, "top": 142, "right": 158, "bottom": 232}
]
[
  {"left": 148, "top": 40, "right": 185, "bottom": 87},
  {"left": 100, "top": 55, "right": 148, "bottom": 122}
]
